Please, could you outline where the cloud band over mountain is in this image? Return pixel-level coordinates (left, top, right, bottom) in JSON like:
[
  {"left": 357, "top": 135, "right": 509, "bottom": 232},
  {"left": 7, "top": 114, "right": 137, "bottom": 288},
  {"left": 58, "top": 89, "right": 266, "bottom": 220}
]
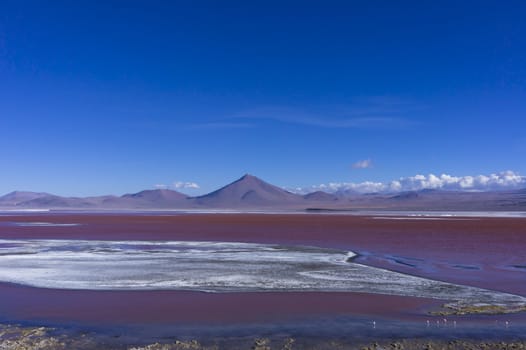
[
  {"left": 294, "top": 171, "right": 526, "bottom": 194},
  {"left": 155, "top": 181, "right": 200, "bottom": 190}
]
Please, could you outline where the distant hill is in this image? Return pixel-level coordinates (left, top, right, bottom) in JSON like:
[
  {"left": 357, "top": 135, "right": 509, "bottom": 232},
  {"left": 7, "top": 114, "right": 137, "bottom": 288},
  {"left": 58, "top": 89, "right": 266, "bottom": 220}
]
[
  {"left": 303, "top": 191, "right": 340, "bottom": 202},
  {"left": 121, "top": 189, "right": 189, "bottom": 208},
  {"left": 20, "top": 194, "right": 95, "bottom": 208},
  {"left": 390, "top": 191, "right": 420, "bottom": 200},
  {"left": 1, "top": 177, "right": 526, "bottom": 211},
  {"left": 0, "top": 191, "right": 50, "bottom": 206},
  {"left": 1, "top": 189, "right": 190, "bottom": 209},
  {"left": 347, "top": 188, "right": 526, "bottom": 211}
]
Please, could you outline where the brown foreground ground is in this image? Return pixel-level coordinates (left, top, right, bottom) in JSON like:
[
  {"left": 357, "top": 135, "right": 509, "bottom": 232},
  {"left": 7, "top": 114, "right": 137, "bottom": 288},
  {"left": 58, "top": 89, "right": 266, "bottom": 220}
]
[{"left": 2, "top": 323, "right": 526, "bottom": 350}]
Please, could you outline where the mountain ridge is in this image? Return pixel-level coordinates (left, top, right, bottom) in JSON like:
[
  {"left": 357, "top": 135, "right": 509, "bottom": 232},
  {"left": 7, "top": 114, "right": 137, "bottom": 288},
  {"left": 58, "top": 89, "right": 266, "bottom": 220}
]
[{"left": 1, "top": 176, "right": 526, "bottom": 211}]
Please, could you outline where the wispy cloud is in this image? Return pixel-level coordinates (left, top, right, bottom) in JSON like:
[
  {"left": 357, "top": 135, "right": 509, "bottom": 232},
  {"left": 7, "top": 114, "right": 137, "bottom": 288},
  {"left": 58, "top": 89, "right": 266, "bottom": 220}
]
[
  {"left": 173, "top": 181, "right": 200, "bottom": 189},
  {"left": 293, "top": 171, "right": 526, "bottom": 194},
  {"left": 352, "top": 159, "right": 373, "bottom": 169},
  {"left": 188, "top": 97, "right": 421, "bottom": 131},
  {"left": 233, "top": 97, "right": 423, "bottom": 129},
  {"left": 233, "top": 107, "right": 414, "bottom": 129}
]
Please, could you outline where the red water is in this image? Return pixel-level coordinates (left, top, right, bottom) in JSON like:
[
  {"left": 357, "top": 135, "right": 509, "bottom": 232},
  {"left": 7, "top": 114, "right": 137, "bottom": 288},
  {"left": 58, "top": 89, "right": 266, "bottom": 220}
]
[{"left": 0, "top": 213, "right": 524, "bottom": 327}]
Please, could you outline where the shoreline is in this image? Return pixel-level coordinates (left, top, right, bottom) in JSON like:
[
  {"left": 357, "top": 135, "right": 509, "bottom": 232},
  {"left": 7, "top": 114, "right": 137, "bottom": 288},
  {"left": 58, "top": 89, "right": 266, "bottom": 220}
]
[{"left": 2, "top": 208, "right": 526, "bottom": 219}]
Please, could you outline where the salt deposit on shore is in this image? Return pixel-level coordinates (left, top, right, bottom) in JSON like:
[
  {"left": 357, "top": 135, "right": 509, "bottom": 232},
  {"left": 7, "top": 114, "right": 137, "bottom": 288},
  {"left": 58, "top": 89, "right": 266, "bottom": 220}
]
[{"left": 0, "top": 239, "right": 525, "bottom": 315}]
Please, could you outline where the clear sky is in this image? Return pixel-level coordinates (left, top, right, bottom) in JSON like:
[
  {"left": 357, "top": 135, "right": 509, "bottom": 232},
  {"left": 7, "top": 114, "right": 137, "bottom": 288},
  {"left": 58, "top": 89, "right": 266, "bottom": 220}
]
[{"left": 1, "top": 1, "right": 525, "bottom": 196}]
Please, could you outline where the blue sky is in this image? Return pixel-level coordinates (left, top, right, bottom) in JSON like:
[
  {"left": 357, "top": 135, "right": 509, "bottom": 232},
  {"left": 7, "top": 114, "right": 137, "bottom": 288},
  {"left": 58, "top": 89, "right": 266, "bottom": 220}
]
[{"left": 1, "top": 1, "right": 525, "bottom": 196}]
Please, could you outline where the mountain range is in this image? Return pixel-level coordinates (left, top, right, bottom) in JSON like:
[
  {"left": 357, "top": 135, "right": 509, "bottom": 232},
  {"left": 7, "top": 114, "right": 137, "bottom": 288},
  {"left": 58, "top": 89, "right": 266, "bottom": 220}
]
[{"left": 1, "top": 174, "right": 526, "bottom": 211}]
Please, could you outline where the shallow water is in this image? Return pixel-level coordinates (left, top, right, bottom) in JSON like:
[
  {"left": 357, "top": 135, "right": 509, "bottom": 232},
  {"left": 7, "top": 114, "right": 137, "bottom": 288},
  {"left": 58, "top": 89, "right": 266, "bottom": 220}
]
[{"left": 0, "top": 239, "right": 524, "bottom": 314}]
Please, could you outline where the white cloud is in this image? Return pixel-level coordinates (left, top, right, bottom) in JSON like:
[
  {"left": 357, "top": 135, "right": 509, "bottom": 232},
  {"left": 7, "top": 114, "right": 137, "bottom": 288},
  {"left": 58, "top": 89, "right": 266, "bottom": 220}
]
[
  {"left": 294, "top": 171, "right": 526, "bottom": 194},
  {"left": 173, "top": 181, "right": 200, "bottom": 189},
  {"left": 352, "top": 159, "right": 373, "bottom": 169},
  {"left": 154, "top": 184, "right": 168, "bottom": 189}
]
